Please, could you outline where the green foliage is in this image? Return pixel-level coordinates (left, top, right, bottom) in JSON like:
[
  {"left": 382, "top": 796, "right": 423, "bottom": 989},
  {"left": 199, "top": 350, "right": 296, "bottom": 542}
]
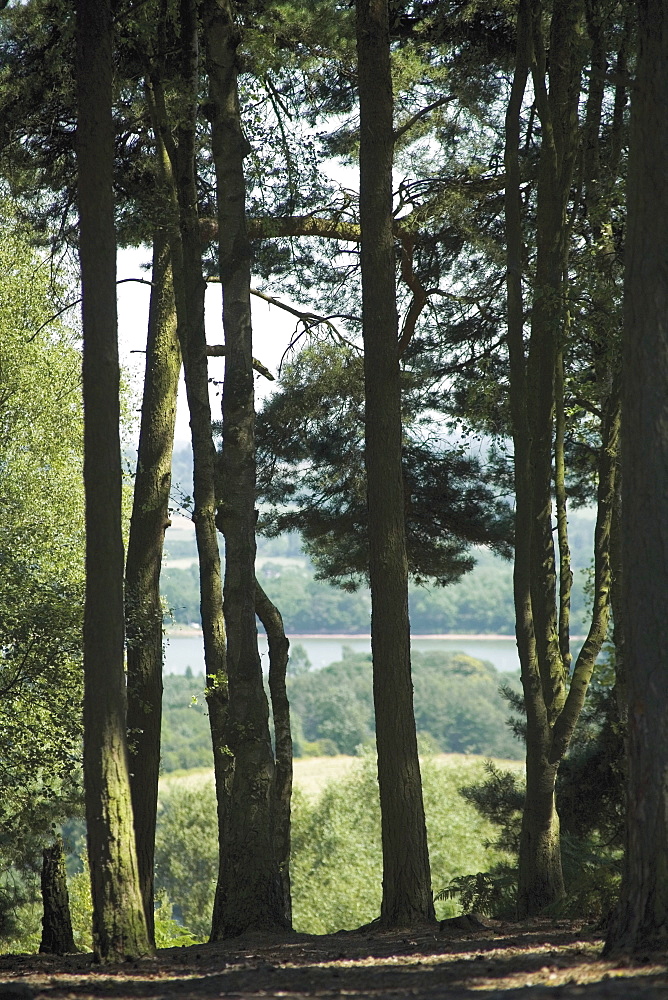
[
  {"left": 257, "top": 561, "right": 371, "bottom": 632},
  {"left": 291, "top": 753, "right": 515, "bottom": 931},
  {"left": 438, "top": 760, "right": 525, "bottom": 918},
  {"left": 1, "top": 857, "right": 205, "bottom": 955},
  {"left": 556, "top": 650, "right": 626, "bottom": 850},
  {"left": 0, "top": 206, "right": 85, "bottom": 938},
  {"left": 409, "top": 558, "right": 515, "bottom": 634},
  {"left": 153, "top": 754, "right": 513, "bottom": 937},
  {"left": 550, "top": 651, "right": 626, "bottom": 925},
  {"left": 256, "top": 341, "right": 514, "bottom": 592},
  {"left": 161, "top": 564, "right": 201, "bottom": 627},
  {"left": 552, "top": 837, "right": 622, "bottom": 926},
  {"left": 160, "top": 647, "right": 524, "bottom": 770},
  {"left": 435, "top": 868, "right": 517, "bottom": 918},
  {"left": 448, "top": 670, "right": 627, "bottom": 923},
  {"left": 459, "top": 760, "right": 525, "bottom": 855},
  {"left": 160, "top": 673, "right": 213, "bottom": 772},
  {"left": 287, "top": 642, "right": 312, "bottom": 677},
  {"left": 288, "top": 649, "right": 524, "bottom": 760},
  {"left": 154, "top": 780, "right": 217, "bottom": 940},
  {"left": 287, "top": 650, "right": 374, "bottom": 755},
  {"left": 153, "top": 892, "right": 202, "bottom": 948},
  {"left": 0, "top": 895, "right": 42, "bottom": 955}
]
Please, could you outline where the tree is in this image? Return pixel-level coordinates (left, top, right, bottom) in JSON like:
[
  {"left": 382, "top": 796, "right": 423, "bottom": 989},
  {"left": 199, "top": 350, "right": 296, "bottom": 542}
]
[
  {"left": 143, "top": 1, "right": 231, "bottom": 941},
  {"left": 504, "top": 0, "right": 623, "bottom": 916},
  {"left": 75, "top": 0, "right": 151, "bottom": 961},
  {"left": 604, "top": 0, "right": 668, "bottom": 957},
  {"left": 204, "top": 0, "right": 289, "bottom": 935},
  {"left": 256, "top": 341, "right": 513, "bottom": 590},
  {"left": 126, "top": 228, "right": 181, "bottom": 946},
  {"left": 0, "top": 208, "right": 85, "bottom": 945},
  {"left": 356, "top": 0, "right": 434, "bottom": 927},
  {"left": 39, "top": 836, "right": 76, "bottom": 955}
]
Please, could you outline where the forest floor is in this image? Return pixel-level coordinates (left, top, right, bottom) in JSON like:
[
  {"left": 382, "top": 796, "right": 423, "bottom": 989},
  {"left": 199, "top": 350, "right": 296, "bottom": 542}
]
[{"left": 1, "top": 918, "right": 668, "bottom": 1000}]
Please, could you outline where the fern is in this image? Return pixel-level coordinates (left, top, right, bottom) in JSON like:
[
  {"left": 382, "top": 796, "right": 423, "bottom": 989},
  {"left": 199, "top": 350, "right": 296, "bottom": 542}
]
[{"left": 436, "top": 865, "right": 517, "bottom": 917}]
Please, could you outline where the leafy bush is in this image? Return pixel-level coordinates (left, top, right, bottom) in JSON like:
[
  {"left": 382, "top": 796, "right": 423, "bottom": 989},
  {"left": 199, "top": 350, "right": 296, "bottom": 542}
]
[
  {"left": 154, "top": 779, "right": 218, "bottom": 940},
  {"left": 291, "top": 753, "right": 517, "bottom": 931},
  {"left": 436, "top": 868, "right": 518, "bottom": 917},
  {"left": 153, "top": 892, "right": 202, "bottom": 948}
]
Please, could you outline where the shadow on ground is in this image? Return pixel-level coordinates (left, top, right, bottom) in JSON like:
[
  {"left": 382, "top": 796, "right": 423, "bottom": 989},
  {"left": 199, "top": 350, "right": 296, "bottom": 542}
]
[{"left": 1, "top": 919, "right": 667, "bottom": 999}]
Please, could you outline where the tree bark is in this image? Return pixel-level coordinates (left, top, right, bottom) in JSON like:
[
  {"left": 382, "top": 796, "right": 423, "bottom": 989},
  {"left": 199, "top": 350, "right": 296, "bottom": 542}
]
[
  {"left": 255, "top": 578, "right": 293, "bottom": 926},
  {"left": 76, "top": 0, "right": 151, "bottom": 961},
  {"left": 145, "top": 5, "right": 230, "bottom": 907},
  {"left": 126, "top": 227, "right": 181, "bottom": 946},
  {"left": 505, "top": 0, "right": 622, "bottom": 917},
  {"left": 604, "top": 0, "right": 668, "bottom": 957},
  {"left": 40, "top": 836, "right": 76, "bottom": 955},
  {"left": 204, "top": 0, "right": 288, "bottom": 936},
  {"left": 508, "top": 0, "right": 601, "bottom": 917},
  {"left": 356, "top": 0, "right": 434, "bottom": 928}
]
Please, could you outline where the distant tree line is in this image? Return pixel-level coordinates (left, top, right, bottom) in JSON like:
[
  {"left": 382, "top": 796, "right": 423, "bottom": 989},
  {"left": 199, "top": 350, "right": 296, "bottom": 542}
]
[
  {"left": 162, "top": 537, "right": 593, "bottom": 636},
  {"left": 160, "top": 649, "right": 523, "bottom": 769}
]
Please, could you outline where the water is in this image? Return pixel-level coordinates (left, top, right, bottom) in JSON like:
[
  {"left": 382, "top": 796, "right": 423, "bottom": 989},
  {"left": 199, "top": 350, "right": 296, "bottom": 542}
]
[{"left": 163, "top": 632, "right": 523, "bottom": 676}]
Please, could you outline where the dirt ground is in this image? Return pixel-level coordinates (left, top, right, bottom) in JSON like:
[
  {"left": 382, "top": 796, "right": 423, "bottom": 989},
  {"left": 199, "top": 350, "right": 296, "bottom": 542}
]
[{"left": 1, "top": 919, "right": 667, "bottom": 1000}]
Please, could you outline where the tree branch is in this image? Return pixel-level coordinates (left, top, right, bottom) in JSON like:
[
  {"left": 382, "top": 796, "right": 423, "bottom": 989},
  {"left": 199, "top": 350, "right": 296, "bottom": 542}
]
[
  {"left": 205, "top": 344, "right": 274, "bottom": 381},
  {"left": 394, "top": 96, "right": 456, "bottom": 142}
]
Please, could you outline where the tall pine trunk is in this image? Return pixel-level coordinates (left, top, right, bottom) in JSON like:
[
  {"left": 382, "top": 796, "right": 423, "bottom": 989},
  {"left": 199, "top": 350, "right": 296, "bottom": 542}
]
[
  {"left": 126, "top": 228, "right": 180, "bottom": 945},
  {"left": 356, "top": 0, "right": 434, "bottom": 928},
  {"left": 76, "top": 0, "right": 151, "bottom": 961},
  {"left": 205, "top": 0, "right": 288, "bottom": 936},
  {"left": 604, "top": 0, "right": 668, "bottom": 957},
  {"left": 145, "top": 4, "right": 230, "bottom": 896},
  {"left": 505, "top": 0, "right": 620, "bottom": 916}
]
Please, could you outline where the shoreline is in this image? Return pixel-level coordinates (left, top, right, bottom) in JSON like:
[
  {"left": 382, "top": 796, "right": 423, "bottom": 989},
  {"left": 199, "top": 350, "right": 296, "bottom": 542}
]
[
  {"left": 167, "top": 629, "right": 517, "bottom": 640},
  {"left": 166, "top": 628, "right": 587, "bottom": 641}
]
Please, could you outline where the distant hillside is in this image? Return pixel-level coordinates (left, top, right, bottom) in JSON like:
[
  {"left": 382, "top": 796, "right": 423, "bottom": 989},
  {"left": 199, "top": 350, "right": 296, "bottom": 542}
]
[
  {"left": 163, "top": 446, "right": 595, "bottom": 636},
  {"left": 160, "top": 647, "right": 524, "bottom": 770}
]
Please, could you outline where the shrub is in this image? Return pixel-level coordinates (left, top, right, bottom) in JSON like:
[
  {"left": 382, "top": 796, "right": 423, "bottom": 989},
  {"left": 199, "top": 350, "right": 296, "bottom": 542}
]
[
  {"left": 154, "top": 754, "right": 513, "bottom": 936},
  {"left": 154, "top": 779, "right": 217, "bottom": 940}
]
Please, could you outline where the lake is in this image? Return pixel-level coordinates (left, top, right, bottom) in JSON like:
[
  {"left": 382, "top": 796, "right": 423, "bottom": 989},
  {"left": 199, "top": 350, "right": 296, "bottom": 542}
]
[{"left": 164, "top": 632, "right": 524, "bottom": 675}]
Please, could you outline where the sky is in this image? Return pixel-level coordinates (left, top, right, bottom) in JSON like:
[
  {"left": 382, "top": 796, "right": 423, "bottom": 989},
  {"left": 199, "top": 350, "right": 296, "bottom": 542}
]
[{"left": 117, "top": 245, "right": 302, "bottom": 448}]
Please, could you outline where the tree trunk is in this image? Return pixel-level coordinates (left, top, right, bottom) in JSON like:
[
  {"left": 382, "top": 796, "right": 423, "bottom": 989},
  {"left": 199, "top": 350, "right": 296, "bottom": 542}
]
[
  {"left": 505, "top": 0, "right": 623, "bottom": 917},
  {"left": 256, "top": 578, "right": 293, "bottom": 926},
  {"left": 40, "top": 836, "right": 76, "bottom": 955},
  {"left": 356, "top": 0, "right": 434, "bottom": 928},
  {"left": 604, "top": 0, "right": 668, "bottom": 957},
  {"left": 126, "top": 227, "right": 180, "bottom": 946},
  {"left": 145, "top": 4, "right": 230, "bottom": 901},
  {"left": 75, "top": 0, "right": 151, "bottom": 962},
  {"left": 204, "top": 0, "right": 288, "bottom": 936},
  {"left": 508, "top": 0, "right": 596, "bottom": 917}
]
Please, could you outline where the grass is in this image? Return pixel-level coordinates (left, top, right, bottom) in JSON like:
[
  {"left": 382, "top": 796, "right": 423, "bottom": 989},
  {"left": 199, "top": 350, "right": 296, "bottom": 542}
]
[{"left": 160, "top": 751, "right": 524, "bottom": 800}]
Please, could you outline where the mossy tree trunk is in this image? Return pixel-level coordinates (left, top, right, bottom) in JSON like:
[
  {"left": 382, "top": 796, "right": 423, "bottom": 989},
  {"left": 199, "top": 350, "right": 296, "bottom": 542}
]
[
  {"left": 75, "top": 0, "right": 151, "bottom": 962},
  {"left": 604, "top": 0, "right": 668, "bottom": 957},
  {"left": 126, "top": 227, "right": 180, "bottom": 946},
  {"left": 204, "top": 0, "right": 288, "bottom": 936},
  {"left": 356, "top": 0, "right": 434, "bottom": 928}
]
